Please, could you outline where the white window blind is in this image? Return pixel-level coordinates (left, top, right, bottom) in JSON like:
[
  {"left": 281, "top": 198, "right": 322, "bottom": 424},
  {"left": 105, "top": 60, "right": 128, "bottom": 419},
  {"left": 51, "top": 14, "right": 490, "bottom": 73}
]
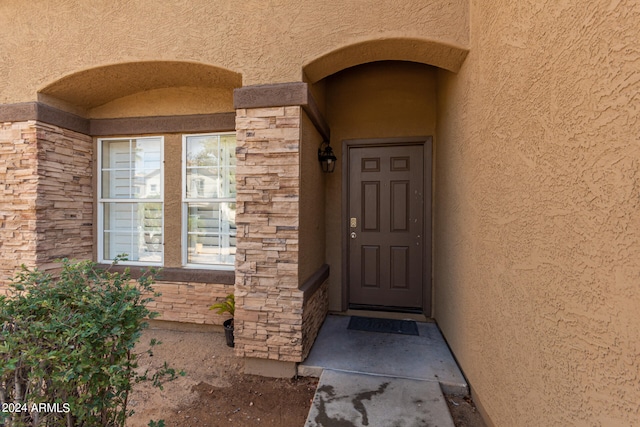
[
  {"left": 183, "top": 133, "right": 236, "bottom": 268},
  {"left": 98, "top": 137, "right": 163, "bottom": 264}
]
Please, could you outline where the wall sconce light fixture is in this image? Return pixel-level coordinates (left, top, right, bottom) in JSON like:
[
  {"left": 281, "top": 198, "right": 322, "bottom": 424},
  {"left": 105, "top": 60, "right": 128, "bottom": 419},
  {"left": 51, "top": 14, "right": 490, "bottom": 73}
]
[{"left": 318, "top": 141, "right": 337, "bottom": 173}]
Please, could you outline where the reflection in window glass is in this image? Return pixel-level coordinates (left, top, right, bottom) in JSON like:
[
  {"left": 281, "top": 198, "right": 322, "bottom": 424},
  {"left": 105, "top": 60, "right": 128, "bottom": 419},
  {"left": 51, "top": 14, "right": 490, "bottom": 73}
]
[
  {"left": 186, "top": 203, "right": 236, "bottom": 265},
  {"left": 185, "top": 134, "right": 236, "bottom": 199},
  {"left": 99, "top": 137, "right": 163, "bottom": 264},
  {"left": 103, "top": 203, "right": 163, "bottom": 262},
  {"left": 184, "top": 133, "right": 236, "bottom": 267}
]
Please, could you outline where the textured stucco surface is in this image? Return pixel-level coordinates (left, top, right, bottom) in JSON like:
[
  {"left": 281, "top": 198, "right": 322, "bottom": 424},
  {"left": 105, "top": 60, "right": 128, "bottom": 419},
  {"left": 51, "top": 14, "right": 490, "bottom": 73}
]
[
  {"left": 38, "top": 61, "right": 241, "bottom": 115},
  {"left": 0, "top": 0, "right": 468, "bottom": 106},
  {"left": 88, "top": 86, "right": 236, "bottom": 119},
  {"left": 1, "top": 1, "right": 639, "bottom": 424},
  {"left": 435, "top": 1, "right": 640, "bottom": 425},
  {"left": 299, "top": 111, "right": 326, "bottom": 284}
]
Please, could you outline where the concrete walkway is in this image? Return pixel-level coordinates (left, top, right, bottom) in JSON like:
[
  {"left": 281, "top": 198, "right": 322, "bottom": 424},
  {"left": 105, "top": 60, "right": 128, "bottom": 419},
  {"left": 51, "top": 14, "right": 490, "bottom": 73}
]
[{"left": 300, "top": 315, "right": 467, "bottom": 427}]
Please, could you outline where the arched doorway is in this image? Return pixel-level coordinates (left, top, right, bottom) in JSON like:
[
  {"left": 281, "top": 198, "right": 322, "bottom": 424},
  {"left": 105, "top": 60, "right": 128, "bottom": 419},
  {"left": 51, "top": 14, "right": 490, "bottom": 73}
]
[
  {"left": 303, "top": 38, "right": 467, "bottom": 316},
  {"left": 318, "top": 60, "right": 437, "bottom": 315}
]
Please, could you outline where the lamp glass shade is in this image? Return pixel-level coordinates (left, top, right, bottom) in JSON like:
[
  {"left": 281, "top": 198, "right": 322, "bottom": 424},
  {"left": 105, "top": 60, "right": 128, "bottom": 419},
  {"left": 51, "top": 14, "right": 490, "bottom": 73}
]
[{"left": 318, "top": 145, "right": 337, "bottom": 173}]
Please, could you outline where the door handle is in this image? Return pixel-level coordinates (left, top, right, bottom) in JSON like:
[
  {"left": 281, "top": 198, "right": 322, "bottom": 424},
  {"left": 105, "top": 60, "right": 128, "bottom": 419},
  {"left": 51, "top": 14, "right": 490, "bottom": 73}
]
[{"left": 350, "top": 231, "right": 357, "bottom": 239}]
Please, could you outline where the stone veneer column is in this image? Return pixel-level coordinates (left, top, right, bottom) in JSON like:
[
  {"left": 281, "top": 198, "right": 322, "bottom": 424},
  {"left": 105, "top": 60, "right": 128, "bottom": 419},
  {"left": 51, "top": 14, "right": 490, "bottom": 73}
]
[
  {"left": 34, "top": 122, "right": 93, "bottom": 269},
  {"left": 234, "top": 105, "right": 305, "bottom": 364},
  {"left": 0, "top": 121, "right": 39, "bottom": 286},
  {"left": 0, "top": 119, "right": 92, "bottom": 288}
]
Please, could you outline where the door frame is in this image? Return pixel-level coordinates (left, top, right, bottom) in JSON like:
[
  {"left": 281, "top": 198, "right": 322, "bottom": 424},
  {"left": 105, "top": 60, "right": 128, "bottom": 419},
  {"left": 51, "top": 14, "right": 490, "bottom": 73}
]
[{"left": 341, "top": 136, "right": 433, "bottom": 316}]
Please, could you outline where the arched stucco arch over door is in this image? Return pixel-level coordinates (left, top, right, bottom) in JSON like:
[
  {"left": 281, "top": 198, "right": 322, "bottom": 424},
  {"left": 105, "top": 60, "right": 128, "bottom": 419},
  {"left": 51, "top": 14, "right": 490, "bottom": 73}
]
[{"left": 302, "top": 37, "right": 468, "bottom": 84}]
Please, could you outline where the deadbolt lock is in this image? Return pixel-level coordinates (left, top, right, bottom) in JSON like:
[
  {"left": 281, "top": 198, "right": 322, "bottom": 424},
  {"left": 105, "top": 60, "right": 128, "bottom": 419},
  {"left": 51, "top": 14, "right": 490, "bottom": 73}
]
[{"left": 350, "top": 217, "right": 357, "bottom": 228}]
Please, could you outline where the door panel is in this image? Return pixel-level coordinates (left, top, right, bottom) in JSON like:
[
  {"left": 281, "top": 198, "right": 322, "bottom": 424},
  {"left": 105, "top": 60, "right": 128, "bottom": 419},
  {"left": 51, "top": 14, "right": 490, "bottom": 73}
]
[
  {"left": 390, "top": 246, "right": 409, "bottom": 289},
  {"left": 348, "top": 144, "right": 425, "bottom": 309},
  {"left": 361, "top": 245, "right": 380, "bottom": 287},
  {"left": 362, "top": 182, "right": 380, "bottom": 231},
  {"left": 390, "top": 180, "right": 409, "bottom": 231}
]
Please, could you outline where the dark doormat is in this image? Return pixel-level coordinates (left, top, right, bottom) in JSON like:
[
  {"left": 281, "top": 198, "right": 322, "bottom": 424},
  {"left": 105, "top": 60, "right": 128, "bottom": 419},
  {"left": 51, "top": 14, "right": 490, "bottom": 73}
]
[{"left": 347, "top": 316, "right": 419, "bottom": 336}]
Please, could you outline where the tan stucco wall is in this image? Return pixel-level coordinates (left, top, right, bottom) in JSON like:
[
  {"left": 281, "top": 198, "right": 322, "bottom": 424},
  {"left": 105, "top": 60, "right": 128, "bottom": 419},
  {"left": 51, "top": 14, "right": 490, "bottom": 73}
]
[
  {"left": 2, "top": 1, "right": 639, "bottom": 424},
  {"left": 0, "top": 0, "right": 467, "bottom": 106},
  {"left": 322, "top": 61, "right": 437, "bottom": 311},
  {"left": 88, "top": 87, "right": 236, "bottom": 119},
  {"left": 161, "top": 134, "right": 183, "bottom": 268},
  {"left": 435, "top": 1, "right": 640, "bottom": 425},
  {"left": 299, "top": 112, "right": 326, "bottom": 283}
]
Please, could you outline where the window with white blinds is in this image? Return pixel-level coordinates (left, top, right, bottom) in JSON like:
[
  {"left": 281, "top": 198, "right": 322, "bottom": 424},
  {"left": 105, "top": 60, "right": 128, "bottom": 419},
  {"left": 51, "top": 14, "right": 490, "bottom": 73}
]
[
  {"left": 183, "top": 133, "right": 236, "bottom": 268},
  {"left": 98, "top": 137, "right": 163, "bottom": 264}
]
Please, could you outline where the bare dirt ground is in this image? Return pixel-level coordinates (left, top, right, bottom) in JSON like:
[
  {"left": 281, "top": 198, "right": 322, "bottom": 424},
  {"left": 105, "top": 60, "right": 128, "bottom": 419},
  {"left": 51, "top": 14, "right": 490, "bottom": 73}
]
[{"left": 126, "top": 327, "right": 485, "bottom": 427}]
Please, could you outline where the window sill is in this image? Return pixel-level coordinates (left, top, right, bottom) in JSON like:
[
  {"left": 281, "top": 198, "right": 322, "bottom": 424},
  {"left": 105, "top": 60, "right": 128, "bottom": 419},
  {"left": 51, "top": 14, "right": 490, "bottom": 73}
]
[{"left": 95, "top": 264, "right": 235, "bottom": 285}]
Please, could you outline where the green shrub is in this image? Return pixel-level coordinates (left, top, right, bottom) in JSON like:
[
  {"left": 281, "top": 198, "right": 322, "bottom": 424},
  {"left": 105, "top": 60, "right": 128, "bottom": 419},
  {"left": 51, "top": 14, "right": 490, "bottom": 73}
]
[{"left": 0, "top": 258, "right": 172, "bottom": 427}]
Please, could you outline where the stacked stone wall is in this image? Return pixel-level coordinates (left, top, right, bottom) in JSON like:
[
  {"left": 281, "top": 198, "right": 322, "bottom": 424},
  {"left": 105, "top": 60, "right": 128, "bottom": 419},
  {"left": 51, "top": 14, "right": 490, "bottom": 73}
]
[
  {"left": 35, "top": 123, "right": 93, "bottom": 270},
  {"left": 234, "top": 106, "right": 305, "bottom": 362},
  {"left": 301, "top": 280, "right": 329, "bottom": 360},
  {"left": 148, "top": 281, "right": 235, "bottom": 325},
  {"left": 0, "top": 121, "right": 39, "bottom": 287},
  {"left": 0, "top": 121, "right": 93, "bottom": 286}
]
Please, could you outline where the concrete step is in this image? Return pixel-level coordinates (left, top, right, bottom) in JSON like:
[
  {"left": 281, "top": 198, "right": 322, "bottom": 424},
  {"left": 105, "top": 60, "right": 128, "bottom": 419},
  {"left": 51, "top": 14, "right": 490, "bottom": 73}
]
[
  {"left": 298, "top": 315, "right": 468, "bottom": 396},
  {"left": 305, "top": 370, "right": 455, "bottom": 427}
]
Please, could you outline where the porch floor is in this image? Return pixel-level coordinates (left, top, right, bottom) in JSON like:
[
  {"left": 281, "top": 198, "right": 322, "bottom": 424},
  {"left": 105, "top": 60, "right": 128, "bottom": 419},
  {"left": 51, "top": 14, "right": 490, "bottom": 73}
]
[{"left": 299, "top": 314, "right": 468, "bottom": 427}]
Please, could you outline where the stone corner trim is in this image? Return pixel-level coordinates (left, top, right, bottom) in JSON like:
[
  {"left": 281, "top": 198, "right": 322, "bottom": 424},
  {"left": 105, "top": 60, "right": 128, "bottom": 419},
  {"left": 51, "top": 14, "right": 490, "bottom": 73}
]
[{"left": 234, "top": 104, "right": 304, "bottom": 362}]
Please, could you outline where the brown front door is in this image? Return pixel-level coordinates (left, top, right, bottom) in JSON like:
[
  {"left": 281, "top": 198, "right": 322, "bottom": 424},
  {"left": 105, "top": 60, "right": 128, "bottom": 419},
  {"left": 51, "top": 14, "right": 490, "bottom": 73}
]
[{"left": 348, "top": 143, "right": 427, "bottom": 310}]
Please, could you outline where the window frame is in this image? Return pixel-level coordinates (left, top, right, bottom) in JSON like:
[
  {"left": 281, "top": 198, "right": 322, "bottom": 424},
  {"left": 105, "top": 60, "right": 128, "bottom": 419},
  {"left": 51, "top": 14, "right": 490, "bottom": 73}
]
[
  {"left": 181, "top": 132, "right": 237, "bottom": 270},
  {"left": 97, "top": 136, "right": 165, "bottom": 266}
]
